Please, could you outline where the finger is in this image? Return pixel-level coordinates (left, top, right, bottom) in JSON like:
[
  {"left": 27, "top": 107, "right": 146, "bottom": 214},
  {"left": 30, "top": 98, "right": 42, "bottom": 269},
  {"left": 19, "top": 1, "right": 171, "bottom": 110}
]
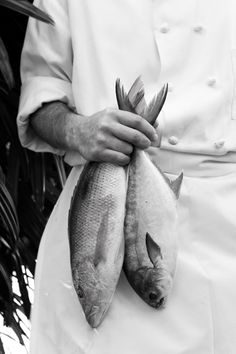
[
  {"left": 99, "top": 150, "right": 130, "bottom": 166},
  {"left": 115, "top": 110, "right": 158, "bottom": 142},
  {"left": 110, "top": 123, "right": 152, "bottom": 150},
  {"left": 105, "top": 136, "right": 133, "bottom": 155}
]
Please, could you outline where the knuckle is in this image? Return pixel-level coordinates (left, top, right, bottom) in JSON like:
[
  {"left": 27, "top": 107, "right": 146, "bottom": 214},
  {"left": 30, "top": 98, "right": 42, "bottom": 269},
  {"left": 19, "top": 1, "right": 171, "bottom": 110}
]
[
  {"left": 96, "top": 131, "right": 106, "bottom": 146},
  {"left": 99, "top": 116, "right": 113, "bottom": 133},
  {"left": 104, "top": 107, "right": 114, "bottom": 117},
  {"left": 90, "top": 142, "right": 104, "bottom": 160},
  {"left": 90, "top": 147, "right": 99, "bottom": 160},
  {"left": 133, "top": 115, "right": 143, "bottom": 129}
]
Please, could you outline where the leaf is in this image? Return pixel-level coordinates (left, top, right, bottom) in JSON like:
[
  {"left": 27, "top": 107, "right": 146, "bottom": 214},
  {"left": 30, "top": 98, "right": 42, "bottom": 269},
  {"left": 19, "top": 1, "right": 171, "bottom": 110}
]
[
  {"left": 0, "top": 166, "right": 5, "bottom": 184},
  {"left": 0, "top": 336, "right": 5, "bottom": 354},
  {"left": 0, "top": 262, "right": 13, "bottom": 308},
  {"left": 0, "top": 98, "right": 16, "bottom": 142},
  {"left": 0, "top": 224, "right": 15, "bottom": 250},
  {"left": 11, "top": 252, "right": 31, "bottom": 318},
  {"left": 17, "top": 238, "right": 35, "bottom": 275},
  {"left": 28, "top": 151, "right": 45, "bottom": 212},
  {"left": 0, "top": 235, "right": 12, "bottom": 250},
  {"left": 6, "top": 313, "right": 25, "bottom": 345},
  {"left": 53, "top": 155, "right": 67, "bottom": 188},
  {"left": 0, "top": 0, "right": 54, "bottom": 25},
  {"left": 0, "top": 178, "right": 19, "bottom": 241},
  {"left": 0, "top": 37, "right": 14, "bottom": 90},
  {"left": 0, "top": 98, "right": 30, "bottom": 182},
  {"left": 6, "top": 144, "right": 20, "bottom": 205}
]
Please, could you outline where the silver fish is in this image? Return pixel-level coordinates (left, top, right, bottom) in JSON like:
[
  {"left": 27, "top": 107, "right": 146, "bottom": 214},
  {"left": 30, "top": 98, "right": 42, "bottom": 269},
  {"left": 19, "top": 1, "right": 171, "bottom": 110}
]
[
  {"left": 116, "top": 78, "right": 183, "bottom": 309},
  {"left": 68, "top": 162, "right": 127, "bottom": 328}
]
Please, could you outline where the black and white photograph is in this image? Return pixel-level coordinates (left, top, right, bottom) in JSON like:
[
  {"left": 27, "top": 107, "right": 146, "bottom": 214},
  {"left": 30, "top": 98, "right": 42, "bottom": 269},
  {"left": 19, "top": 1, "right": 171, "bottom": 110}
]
[{"left": 0, "top": 0, "right": 236, "bottom": 353}]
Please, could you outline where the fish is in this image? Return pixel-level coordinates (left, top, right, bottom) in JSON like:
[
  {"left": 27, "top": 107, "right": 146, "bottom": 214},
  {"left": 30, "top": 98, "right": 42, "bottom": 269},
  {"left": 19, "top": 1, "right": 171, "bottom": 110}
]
[
  {"left": 68, "top": 161, "right": 127, "bottom": 328},
  {"left": 116, "top": 78, "right": 183, "bottom": 309}
]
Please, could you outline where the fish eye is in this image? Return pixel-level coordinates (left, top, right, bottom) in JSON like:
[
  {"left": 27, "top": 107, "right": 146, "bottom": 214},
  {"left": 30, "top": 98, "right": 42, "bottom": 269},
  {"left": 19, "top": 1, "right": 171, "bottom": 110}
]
[
  {"left": 149, "top": 292, "right": 158, "bottom": 301},
  {"left": 77, "top": 286, "right": 84, "bottom": 298}
]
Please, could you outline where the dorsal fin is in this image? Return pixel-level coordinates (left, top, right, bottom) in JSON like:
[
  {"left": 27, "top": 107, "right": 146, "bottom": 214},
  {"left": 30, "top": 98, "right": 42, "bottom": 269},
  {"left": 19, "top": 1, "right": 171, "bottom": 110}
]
[
  {"left": 151, "top": 164, "right": 183, "bottom": 200},
  {"left": 170, "top": 172, "right": 183, "bottom": 199},
  {"left": 146, "top": 232, "right": 163, "bottom": 268}
]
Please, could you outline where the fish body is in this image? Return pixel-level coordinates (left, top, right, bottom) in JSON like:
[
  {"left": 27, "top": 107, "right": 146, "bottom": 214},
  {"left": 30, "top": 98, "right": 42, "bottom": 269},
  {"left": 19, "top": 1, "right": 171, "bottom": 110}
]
[
  {"left": 115, "top": 77, "right": 182, "bottom": 309},
  {"left": 68, "top": 162, "right": 126, "bottom": 328},
  {"left": 123, "top": 148, "right": 181, "bottom": 308}
]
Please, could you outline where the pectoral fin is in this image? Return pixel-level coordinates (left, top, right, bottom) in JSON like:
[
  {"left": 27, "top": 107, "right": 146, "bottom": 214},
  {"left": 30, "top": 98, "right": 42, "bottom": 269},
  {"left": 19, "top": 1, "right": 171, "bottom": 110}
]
[
  {"left": 94, "top": 210, "right": 110, "bottom": 267},
  {"left": 146, "top": 232, "right": 163, "bottom": 267}
]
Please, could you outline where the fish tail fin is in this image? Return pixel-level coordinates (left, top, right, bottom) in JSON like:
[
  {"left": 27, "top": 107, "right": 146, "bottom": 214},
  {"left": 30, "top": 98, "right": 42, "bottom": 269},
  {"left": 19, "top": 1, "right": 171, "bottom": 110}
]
[
  {"left": 115, "top": 77, "right": 168, "bottom": 126},
  {"left": 116, "top": 77, "right": 145, "bottom": 112},
  {"left": 170, "top": 172, "right": 183, "bottom": 199},
  {"left": 127, "top": 76, "right": 147, "bottom": 116},
  {"left": 144, "top": 83, "right": 168, "bottom": 125},
  {"left": 127, "top": 76, "right": 145, "bottom": 105},
  {"left": 116, "top": 78, "right": 132, "bottom": 111}
]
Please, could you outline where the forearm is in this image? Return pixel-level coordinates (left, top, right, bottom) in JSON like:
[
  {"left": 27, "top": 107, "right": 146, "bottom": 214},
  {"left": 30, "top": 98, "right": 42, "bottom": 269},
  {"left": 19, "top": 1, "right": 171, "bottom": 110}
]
[
  {"left": 29, "top": 100, "right": 157, "bottom": 165},
  {"left": 30, "top": 101, "right": 80, "bottom": 152}
]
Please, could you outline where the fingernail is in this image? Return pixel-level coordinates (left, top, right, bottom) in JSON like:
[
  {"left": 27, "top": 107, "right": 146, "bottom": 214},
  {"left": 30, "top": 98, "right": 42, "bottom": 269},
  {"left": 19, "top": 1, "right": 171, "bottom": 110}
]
[{"left": 152, "top": 133, "right": 159, "bottom": 141}]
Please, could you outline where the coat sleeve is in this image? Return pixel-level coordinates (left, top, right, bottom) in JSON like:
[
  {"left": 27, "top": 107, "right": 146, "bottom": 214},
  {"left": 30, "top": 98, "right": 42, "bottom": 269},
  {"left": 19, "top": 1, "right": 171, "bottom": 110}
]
[{"left": 17, "top": 0, "right": 75, "bottom": 155}]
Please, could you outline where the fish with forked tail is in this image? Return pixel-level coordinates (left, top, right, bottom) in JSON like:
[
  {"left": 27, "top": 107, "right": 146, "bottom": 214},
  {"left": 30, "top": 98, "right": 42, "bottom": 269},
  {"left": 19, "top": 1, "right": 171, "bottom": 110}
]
[
  {"left": 116, "top": 78, "right": 183, "bottom": 309},
  {"left": 68, "top": 162, "right": 127, "bottom": 328}
]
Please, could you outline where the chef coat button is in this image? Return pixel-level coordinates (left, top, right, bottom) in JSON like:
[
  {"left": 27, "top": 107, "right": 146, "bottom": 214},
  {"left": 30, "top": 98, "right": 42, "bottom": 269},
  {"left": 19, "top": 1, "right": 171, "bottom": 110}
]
[
  {"left": 160, "top": 23, "right": 170, "bottom": 33},
  {"left": 168, "top": 136, "right": 179, "bottom": 145},
  {"left": 193, "top": 25, "right": 204, "bottom": 33},
  {"left": 207, "top": 77, "right": 217, "bottom": 87},
  {"left": 214, "top": 140, "right": 225, "bottom": 149}
]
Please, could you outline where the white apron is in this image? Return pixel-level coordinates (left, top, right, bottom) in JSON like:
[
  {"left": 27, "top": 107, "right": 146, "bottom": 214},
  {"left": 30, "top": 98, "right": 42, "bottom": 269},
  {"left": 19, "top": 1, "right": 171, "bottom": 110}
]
[{"left": 29, "top": 149, "right": 236, "bottom": 354}]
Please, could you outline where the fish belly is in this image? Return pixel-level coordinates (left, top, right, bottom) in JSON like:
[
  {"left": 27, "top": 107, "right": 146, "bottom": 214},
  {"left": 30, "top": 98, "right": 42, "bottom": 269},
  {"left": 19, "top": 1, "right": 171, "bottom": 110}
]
[{"left": 124, "top": 150, "right": 178, "bottom": 276}]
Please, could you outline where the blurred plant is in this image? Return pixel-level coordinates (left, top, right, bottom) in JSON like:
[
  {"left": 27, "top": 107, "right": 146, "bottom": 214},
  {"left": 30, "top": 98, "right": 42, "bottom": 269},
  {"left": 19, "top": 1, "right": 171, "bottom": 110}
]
[{"left": 0, "top": 1, "right": 69, "bottom": 352}]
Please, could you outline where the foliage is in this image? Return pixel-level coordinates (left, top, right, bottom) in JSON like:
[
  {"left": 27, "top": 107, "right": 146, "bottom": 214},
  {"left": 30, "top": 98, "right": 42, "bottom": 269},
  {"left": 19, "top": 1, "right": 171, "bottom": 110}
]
[{"left": 0, "top": 1, "right": 68, "bottom": 351}]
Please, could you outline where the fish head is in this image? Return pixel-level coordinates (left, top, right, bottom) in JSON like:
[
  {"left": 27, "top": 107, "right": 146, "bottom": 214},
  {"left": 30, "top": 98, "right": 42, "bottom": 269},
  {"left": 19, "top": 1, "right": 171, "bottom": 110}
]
[
  {"left": 132, "top": 232, "right": 173, "bottom": 308},
  {"left": 133, "top": 267, "right": 173, "bottom": 309},
  {"left": 72, "top": 262, "right": 115, "bottom": 328}
]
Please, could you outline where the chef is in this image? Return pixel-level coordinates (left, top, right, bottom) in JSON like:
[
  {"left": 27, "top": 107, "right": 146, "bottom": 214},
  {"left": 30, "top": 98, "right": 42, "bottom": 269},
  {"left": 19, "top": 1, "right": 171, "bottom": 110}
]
[{"left": 17, "top": 0, "right": 236, "bottom": 353}]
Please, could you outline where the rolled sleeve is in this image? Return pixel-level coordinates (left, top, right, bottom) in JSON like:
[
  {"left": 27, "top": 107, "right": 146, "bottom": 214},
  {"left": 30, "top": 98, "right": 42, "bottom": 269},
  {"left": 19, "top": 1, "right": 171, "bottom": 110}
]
[{"left": 17, "top": 0, "right": 75, "bottom": 155}]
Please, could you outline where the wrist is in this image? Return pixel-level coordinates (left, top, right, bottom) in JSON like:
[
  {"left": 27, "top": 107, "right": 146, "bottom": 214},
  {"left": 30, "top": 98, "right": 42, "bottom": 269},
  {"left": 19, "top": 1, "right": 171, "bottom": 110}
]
[{"left": 64, "top": 112, "right": 86, "bottom": 152}]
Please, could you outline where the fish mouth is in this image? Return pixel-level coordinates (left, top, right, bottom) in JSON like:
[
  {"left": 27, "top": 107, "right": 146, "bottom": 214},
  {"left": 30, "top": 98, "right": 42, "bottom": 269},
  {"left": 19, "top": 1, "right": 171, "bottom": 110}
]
[
  {"left": 148, "top": 295, "right": 166, "bottom": 309},
  {"left": 87, "top": 305, "right": 107, "bottom": 328},
  {"left": 154, "top": 296, "right": 166, "bottom": 309}
]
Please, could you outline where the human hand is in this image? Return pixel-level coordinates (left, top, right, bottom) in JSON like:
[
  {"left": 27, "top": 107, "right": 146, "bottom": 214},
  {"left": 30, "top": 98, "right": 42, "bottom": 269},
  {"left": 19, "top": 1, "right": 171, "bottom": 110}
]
[{"left": 71, "top": 108, "right": 158, "bottom": 166}]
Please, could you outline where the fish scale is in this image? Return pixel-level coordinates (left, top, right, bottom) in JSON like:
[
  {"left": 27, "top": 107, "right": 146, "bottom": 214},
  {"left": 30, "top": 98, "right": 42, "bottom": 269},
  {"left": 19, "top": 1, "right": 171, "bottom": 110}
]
[{"left": 68, "top": 161, "right": 127, "bottom": 328}]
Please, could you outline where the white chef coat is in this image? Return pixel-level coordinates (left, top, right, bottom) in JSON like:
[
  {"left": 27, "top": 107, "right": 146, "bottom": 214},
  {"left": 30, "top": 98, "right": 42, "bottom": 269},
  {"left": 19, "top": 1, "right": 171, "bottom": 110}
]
[
  {"left": 17, "top": 1, "right": 236, "bottom": 353},
  {"left": 18, "top": 0, "right": 236, "bottom": 162}
]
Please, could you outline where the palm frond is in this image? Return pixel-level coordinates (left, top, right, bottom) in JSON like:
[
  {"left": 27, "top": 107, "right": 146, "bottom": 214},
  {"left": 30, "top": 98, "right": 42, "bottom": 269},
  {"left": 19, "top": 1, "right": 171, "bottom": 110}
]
[
  {"left": 0, "top": 177, "right": 19, "bottom": 242},
  {"left": 0, "top": 37, "right": 14, "bottom": 90},
  {"left": 53, "top": 155, "right": 67, "bottom": 188},
  {"left": 0, "top": 0, "right": 54, "bottom": 25}
]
